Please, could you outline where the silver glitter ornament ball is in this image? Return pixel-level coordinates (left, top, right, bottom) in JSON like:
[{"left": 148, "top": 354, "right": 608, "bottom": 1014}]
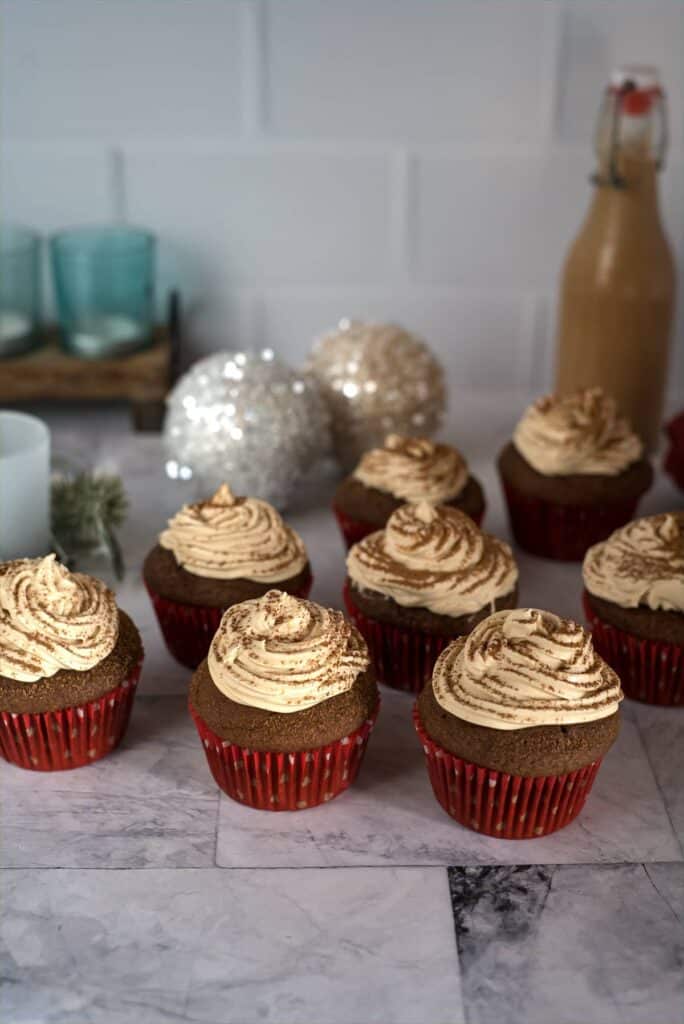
[
  {"left": 307, "top": 319, "right": 446, "bottom": 470},
  {"left": 164, "top": 349, "right": 331, "bottom": 509}
]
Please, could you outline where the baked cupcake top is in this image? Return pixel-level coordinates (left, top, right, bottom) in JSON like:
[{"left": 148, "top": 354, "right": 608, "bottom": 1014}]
[
  {"left": 432, "top": 608, "right": 622, "bottom": 730},
  {"left": 159, "top": 483, "right": 307, "bottom": 582},
  {"left": 346, "top": 502, "right": 517, "bottom": 617},
  {"left": 208, "top": 589, "right": 369, "bottom": 713},
  {"left": 353, "top": 434, "right": 468, "bottom": 504},
  {"left": 0, "top": 555, "right": 118, "bottom": 682},
  {"left": 513, "top": 387, "right": 643, "bottom": 477},
  {"left": 583, "top": 512, "right": 684, "bottom": 612}
]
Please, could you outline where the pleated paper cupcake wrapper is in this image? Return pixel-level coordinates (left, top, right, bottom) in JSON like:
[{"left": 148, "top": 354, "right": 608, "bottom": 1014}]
[
  {"left": 146, "top": 577, "right": 313, "bottom": 671},
  {"left": 343, "top": 580, "right": 449, "bottom": 693},
  {"left": 583, "top": 591, "right": 684, "bottom": 706},
  {"left": 333, "top": 503, "right": 485, "bottom": 552},
  {"left": 189, "top": 701, "right": 380, "bottom": 811},
  {"left": 413, "top": 707, "right": 601, "bottom": 839},
  {"left": 500, "top": 479, "right": 641, "bottom": 562},
  {"left": 0, "top": 662, "right": 142, "bottom": 772}
]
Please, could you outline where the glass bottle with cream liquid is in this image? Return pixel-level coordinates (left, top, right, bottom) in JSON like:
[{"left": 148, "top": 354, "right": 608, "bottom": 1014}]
[{"left": 555, "top": 66, "right": 676, "bottom": 451}]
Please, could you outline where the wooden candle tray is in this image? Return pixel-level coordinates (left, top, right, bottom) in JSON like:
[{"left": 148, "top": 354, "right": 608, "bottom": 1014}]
[{"left": 0, "top": 295, "right": 181, "bottom": 431}]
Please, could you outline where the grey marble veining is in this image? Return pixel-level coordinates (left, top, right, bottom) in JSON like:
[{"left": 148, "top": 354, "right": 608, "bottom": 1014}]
[
  {"left": 216, "top": 686, "right": 681, "bottom": 868},
  {"left": 633, "top": 702, "right": 684, "bottom": 857},
  {"left": 0, "top": 867, "right": 463, "bottom": 1024},
  {"left": 4, "top": 403, "right": 682, "bottom": 1024},
  {"left": 448, "top": 862, "right": 684, "bottom": 1024},
  {"left": 1, "top": 698, "right": 218, "bottom": 869}
]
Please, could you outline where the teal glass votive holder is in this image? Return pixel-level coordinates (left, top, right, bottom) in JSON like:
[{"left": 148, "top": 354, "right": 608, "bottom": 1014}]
[
  {"left": 0, "top": 225, "right": 41, "bottom": 358},
  {"left": 51, "top": 226, "right": 156, "bottom": 358}
]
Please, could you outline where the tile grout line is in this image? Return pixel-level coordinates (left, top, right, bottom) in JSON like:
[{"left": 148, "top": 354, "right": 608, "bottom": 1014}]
[
  {"left": 631, "top": 713, "right": 684, "bottom": 861},
  {"left": 4, "top": 860, "right": 683, "bottom": 873},
  {"left": 443, "top": 866, "right": 470, "bottom": 1024}
]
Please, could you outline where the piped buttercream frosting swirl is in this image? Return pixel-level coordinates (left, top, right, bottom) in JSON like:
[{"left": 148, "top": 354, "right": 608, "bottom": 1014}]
[
  {"left": 160, "top": 484, "right": 307, "bottom": 582},
  {"left": 433, "top": 608, "right": 622, "bottom": 729},
  {"left": 353, "top": 434, "right": 468, "bottom": 504},
  {"left": 346, "top": 503, "right": 517, "bottom": 617},
  {"left": 583, "top": 513, "right": 684, "bottom": 611},
  {"left": 513, "top": 387, "right": 643, "bottom": 476},
  {"left": 0, "top": 555, "right": 119, "bottom": 682},
  {"left": 208, "top": 590, "right": 369, "bottom": 712}
]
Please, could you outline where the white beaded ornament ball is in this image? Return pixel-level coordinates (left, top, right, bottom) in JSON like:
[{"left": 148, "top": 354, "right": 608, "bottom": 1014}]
[
  {"left": 307, "top": 320, "right": 446, "bottom": 470},
  {"left": 164, "top": 349, "right": 331, "bottom": 509}
]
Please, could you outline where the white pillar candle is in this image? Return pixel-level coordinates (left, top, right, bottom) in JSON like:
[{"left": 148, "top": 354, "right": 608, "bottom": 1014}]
[
  {"left": 0, "top": 412, "right": 51, "bottom": 560},
  {"left": 0, "top": 309, "right": 33, "bottom": 356}
]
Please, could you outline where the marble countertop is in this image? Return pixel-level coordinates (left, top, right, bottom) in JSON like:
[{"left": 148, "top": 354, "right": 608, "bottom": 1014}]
[{"left": 2, "top": 398, "right": 684, "bottom": 1024}]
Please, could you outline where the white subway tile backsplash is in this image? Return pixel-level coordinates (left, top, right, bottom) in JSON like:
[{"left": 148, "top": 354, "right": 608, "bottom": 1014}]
[
  {"left": 1, "top": 0, "right": 681, "bottom": 397},
  {"left": 1, "top": 145, "right": 111, "bottom": 230},
  {"left": 254, "top": 287, "right": 526, "bottom": 391},
  {"left": 265, "top": 0, "right": 548, "bottom": 143},
  {"left": 0, "top": 0, "right": 244, "bottom": 140},
  {"left": 125, "top": 147, "right": 392, "bottom": 286},
  {"left": 413, "top": 150, "right": 591, "bottom": 287},
  {"left": 556, "top": 2, "right": 684, "bottom": 149},
  {"left": 0, "top": 145, "right": 112, "bottom": 316}
]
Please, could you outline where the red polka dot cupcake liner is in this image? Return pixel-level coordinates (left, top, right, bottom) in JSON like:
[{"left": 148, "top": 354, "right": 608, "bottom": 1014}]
[
  {"left": 333, "top": 502, "right": 485, "bottom": 552},
  {"left": 583, "top": 591, "right": 684, "bottom": 706},
  {"left": 500, "top": 479, "right": 642, "bottom": 561},
  {"left": 189, "top": 700, "right": 380, "bottom": 811},
  {"left": 145, "top": 576, "right": 314, "bottom": 670},
  {"left": 413, "top": 706, "right": 602, "bottom": 838},
  {"left": 343, "top": 580, "right": 450, "bottom": 693},
  {"left": 0, "top": 661, "right": 142, "bottom": 772}
]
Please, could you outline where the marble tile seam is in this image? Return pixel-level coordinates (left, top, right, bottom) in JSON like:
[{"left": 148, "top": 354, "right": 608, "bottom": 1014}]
[
  {"left": 3, "top": 860, "right": 682, "bottom": 872},
  {"left": 631, "top": 712, "right": 684, "bottom": 860}
]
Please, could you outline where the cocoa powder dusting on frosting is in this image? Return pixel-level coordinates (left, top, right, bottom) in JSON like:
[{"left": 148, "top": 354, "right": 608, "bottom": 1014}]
[
  {"left": 0, "top": 555, "right": 119, "bottom": 682},
  {"left": 353, "top": 434, "right": 468, "bottom": 504},
  {"left": 208, "top": 590, "right": 369, "bottom": 712},
  {"left": 432, "top": 607, "right": 622, "bottom": 730},
  {"left": 513, "top": 387, "right": 643, "bottom": 477},
  {"left": 583, "top": 512, "right": 684, "bottom": 612},
  {"left": 159, "top": 483, "right": 307, "bottom": 582},
  {"left": 346, "top": 502, "right": 517, "bottom": 617}
]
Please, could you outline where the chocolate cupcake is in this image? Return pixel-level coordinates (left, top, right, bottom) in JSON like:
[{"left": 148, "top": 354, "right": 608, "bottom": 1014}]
[
  {"left": 583, "top": 512, "right": 684, "bottom": 705},
  {"left": 144, "top": 484, "right": 312, "bottom": 669},
  {"left": 190, "top": 590, "right": 379, "bottom": 810},
  {"left": 415, "top": 608, "right": 622, "bottom": 838},
  {"left": 0, "top": 555, "right": 143, "bottom": 771},
  {"left": 498, "top": 388, "right": 652, "bottom": 561},
  {"left": 344, "top": 502, "right": 518, "bottom": 692},
  {"left": 333, "top": 434, "right": 486, "bottom": 549}
]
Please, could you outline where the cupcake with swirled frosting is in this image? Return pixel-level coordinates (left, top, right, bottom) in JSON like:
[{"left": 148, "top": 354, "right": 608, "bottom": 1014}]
[
  {"left": 498, "top": 387, "right": 652, "bottom": 561},
  {"left": 0, "top": 555, "right": 143, "bottom": 771},
  {"left": 333, "top": 434, "right": 485, "bottom": 549},
  {"left": 583, "top": 512, "right": 684, "bottom": 705},
  {"left": 143, "top": 484, "right": 312, "bottom": 669},
  {"left": 415, "top": 607, "right": 622, "bottom": 838},
  {"left": 343, "top": 502, "right": 518, "bottom": 692},
  {"left": 189, "top": 589, "right": 379, "bottom": 810}
]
